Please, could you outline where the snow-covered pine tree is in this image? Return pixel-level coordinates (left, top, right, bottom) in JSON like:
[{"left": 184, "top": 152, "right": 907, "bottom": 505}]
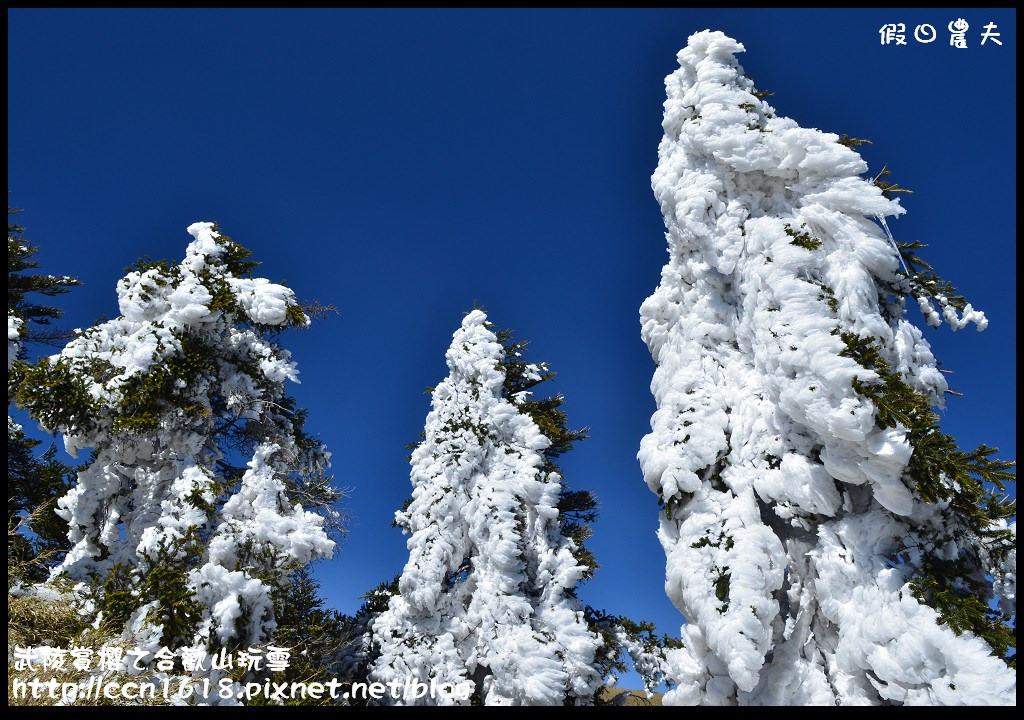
[
  {"left": 8, "top": 207, "right": 80, "bottom": 579},
  {"left": 359, "top": 315, "right": 674, "bottom": 703},
  {"left": 369, "top": 310, "right": 603, "bottom": 705},
  {"left": 16, "top": 222, "right": 340, "bottom": 663},
  {"left": 638, "top": 31, "right": 1015, "bottom": 705}
]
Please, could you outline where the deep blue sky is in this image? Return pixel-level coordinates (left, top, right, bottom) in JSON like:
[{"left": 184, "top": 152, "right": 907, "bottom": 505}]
[{"left": 8, "top": 7, "right": 1016, "bottom": 673}]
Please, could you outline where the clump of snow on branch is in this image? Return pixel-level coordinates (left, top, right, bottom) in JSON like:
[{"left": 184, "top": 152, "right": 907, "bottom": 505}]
[
  {"left": 989, "top": 520, "right": 1016, "bottom": 619},
  {"left": 639, "top": 31, "right": 1014, "bottom": 705},
  {"left": 370, "top": 310, "right": 602, "bottom": 705},
  {"left": 8, "top": 314, "right": 23, "bottom": 368}
]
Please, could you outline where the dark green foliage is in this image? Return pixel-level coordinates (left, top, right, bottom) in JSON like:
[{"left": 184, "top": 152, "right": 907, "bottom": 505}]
[
  {"left": 204, "top": 268, "right": 240, "bottom": 317},
  {"left": 285, "top": 303, "right": 309, "bottom": 328},
  {"left": 909, "top": 557, "right": 1016, "bottom": 668},
  {"left": 495, "top": 327, "right": 598, "bottom": 578},
  {"left": 616, "top": 616, "right": 683, "bottom": 651},
  {"left": 399, "top": 320, "right": 598, "bottom": 576},
  {"left": 262, "top": 567, "right": 355, "bottom": 704},
  {"left": 383, "top": 314, "right": 679, "bottom": 698},
  {"left": 840, "top": 332, "right": 1015, "bottom": 530},
  {"left": 741, "top": 73, "right": 774, "bottom": 101},
  {"left": 96, "top": 530, "right": 206, "bottom": 649},
  {"left": 324, "top": 575, "right": 401, "bottom": 705},
  {"left": 493, "top": 322, "right": 683, "bottom": 691},
  {"left": 897, "top": 239, "right": 975, "bottom": 316},
  {"left": 586, "top": 607, "right": 639, "bottom": 682},
  {"left": 586, "top": 608, "right": 681, "bottom": 700},
  {"left": 845, "top": 158, "right": 1013, "bottom": 664},
  {"left": 784, "top": 223, "right": 823, "bottom": 251},
  {"left": 124, "top": 255, "right": 176, "bottom": 276},
  {"left": 737, "top": 75, "right": 775, "bottom": 124},
  {"left": 14, "top": 356, "right": 100, "bottom": 438},
  {"left": 98, "top": 564, "right": 138, "bottom": 633},
  {"left": 7, "top": 438, "right": 73, "bottom": 583},
  {"left": 391, "top": 496, "right": 413, "bottom": 529},
  {"left": 141, "top": 562, "right": 206, "bottom": 649},
  {"left": 211, "top": 224, "right": 262, "bottom": 277},
  {"left": 273, "top": 567, "right": 337, "bottom": 650},
  {"left": 690, "top": 529, "right": 734, "bottom": 552},
  {"left": 8, "top": 207, "right": 81, "bottom": 348},
  {"left": 840, "top": 331, "right": 1015, "bottom": 663},
  {"left": 8, "top": 207, "right": 80, "bottom": 579},
  {"left": 816, "top": 283, "right": 839, "bottom": 313},
  {"left": 714, "top": 571, "right": 731, "bottom": 612},
  {"left": 872, "top": 164, "right": 913, "bottom": 199},
  {"left": 837, "top": 134, "right": 873, "bottom": 149},
  {"left": 557, "top": 489, "right": 599, "bottom": 579},
  {"left": 114, "top": 333, "right": 219, "bottom": 432},
  {"left": 355, "top": 575, "right": 400, "bottom": 617}
]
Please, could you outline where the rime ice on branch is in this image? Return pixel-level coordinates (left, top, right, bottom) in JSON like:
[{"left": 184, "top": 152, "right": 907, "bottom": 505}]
[
  {"left": 639, "top": 31, "right": 1015, "bottom": 706},
  {"left": 370, "top": 310, "right": 602, "bottom": 705}
]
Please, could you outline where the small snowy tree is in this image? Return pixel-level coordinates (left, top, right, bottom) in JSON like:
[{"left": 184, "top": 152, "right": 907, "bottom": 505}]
[
  {"left": 369, "top": 310, "right": 603, "bottom": 705},
  {"left": 331, "top": 575, "right": 400, "bottom": 703},
  {"left": 262, "top": 566, "right": 352, "bottom": 703},
  {"left": 8, "top": 207, "right": 80, "bottom": 578},
  {"left": 639, "top": 31, "right": 1015, "bottom": 705},
  {"left": 16, "top": 222, "right": 340, "bottom": 663}
]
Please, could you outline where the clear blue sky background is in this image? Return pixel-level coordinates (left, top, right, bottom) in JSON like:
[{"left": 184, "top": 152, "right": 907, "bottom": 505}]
[{"left": 8, "top": 8, "right": 1015, "bottom": 680}]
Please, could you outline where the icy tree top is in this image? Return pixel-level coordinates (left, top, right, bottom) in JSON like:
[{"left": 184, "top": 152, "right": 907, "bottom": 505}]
[
  {"left": 31, "top": 222, "right": 308, "bottom": 457},
  {"left": 658, "top": 32, "right": 877, "bottom": 204},
  {"left": 652, "top": 31, "right": 985, "bottom": 335}
]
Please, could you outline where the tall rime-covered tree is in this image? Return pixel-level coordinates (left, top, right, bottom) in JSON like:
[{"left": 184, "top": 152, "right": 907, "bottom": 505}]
[
  {"left": 370, "top": 310, "right": 603, "bottom": 705},
  {"left": 16, "top": 222, "right": 340, "bottom": 659},
  {"left": 639, "top": 32, "right": 1015, "bottom": 705},
  {"left": 8, "top": 207, "right": 80, "bottom": 578}
]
